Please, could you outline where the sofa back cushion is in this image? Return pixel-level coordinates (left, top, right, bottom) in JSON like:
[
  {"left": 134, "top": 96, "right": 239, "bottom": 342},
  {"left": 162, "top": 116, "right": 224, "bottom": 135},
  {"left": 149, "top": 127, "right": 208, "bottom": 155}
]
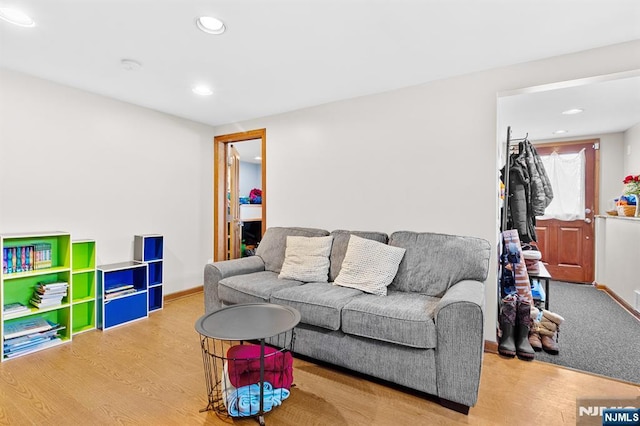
[
  {"left": 256, "top": 227, "right": 330, "bottom": 273},
  {"left": 388, "top": 231, "right": 490, "bottom": 297},
  {"left": 329, "top": 230, "right": 388, "bottom": 282}
]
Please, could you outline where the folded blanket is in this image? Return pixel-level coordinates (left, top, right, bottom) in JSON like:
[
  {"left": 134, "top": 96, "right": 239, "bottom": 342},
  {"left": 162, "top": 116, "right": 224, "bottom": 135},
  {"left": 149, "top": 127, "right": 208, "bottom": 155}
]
[
  {"left": 225, "top": 381, "right": 290, "bottom": 417},
  {"left": 227, "top": 344, "right": 293, "bottom": 389}
]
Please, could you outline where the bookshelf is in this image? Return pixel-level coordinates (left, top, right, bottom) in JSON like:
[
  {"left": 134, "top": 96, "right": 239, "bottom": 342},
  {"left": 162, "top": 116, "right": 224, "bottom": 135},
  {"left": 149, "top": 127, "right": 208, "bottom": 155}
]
[
  {"left": 1, "top": 231, "right": 73, "bottom": 361},
  {"left": 71, "top": 240, "right": 96, "bottom": 333},
  {"left": 134, "top": 234, "right": 163, "bottom": 312},
  {"left": 97, "top": 261, "right": 148, "bottom": 330}
]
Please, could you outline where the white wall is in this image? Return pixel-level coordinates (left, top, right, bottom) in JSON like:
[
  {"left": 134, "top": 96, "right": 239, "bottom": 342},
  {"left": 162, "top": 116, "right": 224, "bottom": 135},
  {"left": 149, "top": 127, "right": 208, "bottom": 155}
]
[
  {"left": 595, "top": 216, "right": 640, "bottom": 311},
  {"left": 0, "top": 69, "right": 214, "bottom": 294},
  {"left": 239, "top": 161, "right": 262, "bottom": 198},
  {"left": 624, "top": 122, "right": 640, "bottom": 176},
  {"left": 215, "top": 40, "right": 640, "bottom": 342},
  {"left": 532, "top": 132, "right": 625, "bottom": 213}
]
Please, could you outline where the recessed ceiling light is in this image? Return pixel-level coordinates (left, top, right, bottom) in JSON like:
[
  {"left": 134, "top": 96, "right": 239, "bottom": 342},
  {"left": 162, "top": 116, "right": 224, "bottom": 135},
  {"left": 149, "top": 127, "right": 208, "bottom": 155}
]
[
  {"left": 553, "top": 130, "right": 568, "bottom": 135},
  {"left": 120, "top": 59, "right": 142, "bottom": 71},
  {"left": 562, "top": 108, "right": 584, "bottom": 115},
  {"left": 0, "top": 7, "right": 36, "bottom": 27},
  {"left": 196, "top": 16, "right": 226, "bottom": 35},
  {"left": 192, "top": 85, "right": 213, "bottom": 96}
]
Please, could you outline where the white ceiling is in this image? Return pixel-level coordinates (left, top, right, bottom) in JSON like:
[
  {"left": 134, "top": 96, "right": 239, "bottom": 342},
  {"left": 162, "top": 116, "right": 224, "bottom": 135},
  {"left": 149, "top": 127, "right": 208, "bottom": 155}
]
[
  {"left": 1, "top": 0, "right": 639, "bottom": 130},
  {"left": 498, "top": 74, "right": 640, "bottom": 142}
]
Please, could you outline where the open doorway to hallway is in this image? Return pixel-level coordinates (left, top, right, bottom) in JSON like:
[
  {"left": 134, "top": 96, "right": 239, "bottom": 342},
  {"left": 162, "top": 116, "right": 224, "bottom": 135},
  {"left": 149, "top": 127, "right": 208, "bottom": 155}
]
[
  {"left": 496, "top": 70, "right": 640, "bottom": 380},
  {"left": 213, "top": 129, "right": 266, "bottom": 261}
]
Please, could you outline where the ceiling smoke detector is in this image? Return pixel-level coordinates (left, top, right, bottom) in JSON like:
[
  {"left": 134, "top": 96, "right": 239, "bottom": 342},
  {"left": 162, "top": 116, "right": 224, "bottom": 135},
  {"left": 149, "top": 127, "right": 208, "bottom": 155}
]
[
  {"left": 196, "top": 16, "right": 226, "bottom": 35},
  {"left": 120, "top": 59, "right": 142, "bottom": 71}
]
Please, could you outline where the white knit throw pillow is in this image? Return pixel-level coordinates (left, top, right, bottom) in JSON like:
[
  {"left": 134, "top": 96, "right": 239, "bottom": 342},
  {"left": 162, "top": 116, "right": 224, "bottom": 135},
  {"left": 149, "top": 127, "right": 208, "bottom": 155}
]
[
  {"left": 278, "top": 236, "right": 334, "bottom": 282},
  {"left": 334, "top": 235, "right": 406, "bottom": 296}
]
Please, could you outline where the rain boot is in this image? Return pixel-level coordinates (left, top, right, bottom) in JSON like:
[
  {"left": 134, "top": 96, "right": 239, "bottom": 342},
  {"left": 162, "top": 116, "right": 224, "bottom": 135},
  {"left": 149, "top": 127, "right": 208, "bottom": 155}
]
[
  {"left": 515, "top": 298, "right": 535, "bottom": 360},
  {"left": 498, "top": 295, "right": 517, "bottom": 358}
]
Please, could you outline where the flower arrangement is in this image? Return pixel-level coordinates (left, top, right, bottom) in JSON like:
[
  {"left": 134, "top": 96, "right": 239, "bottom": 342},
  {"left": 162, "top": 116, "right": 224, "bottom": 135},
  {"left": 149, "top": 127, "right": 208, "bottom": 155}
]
[{"left": 623, "top": 174, "right": 640, "bottom": 195}]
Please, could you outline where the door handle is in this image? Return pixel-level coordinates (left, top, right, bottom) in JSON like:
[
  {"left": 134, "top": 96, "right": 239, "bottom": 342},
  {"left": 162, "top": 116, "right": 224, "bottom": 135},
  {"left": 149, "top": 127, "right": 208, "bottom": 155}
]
[
  {"left": 585, "top": 208, "right": 592, "bottom": 214},
  {"left": 584, "top": 218, "right": 592, "bottom": 224}
]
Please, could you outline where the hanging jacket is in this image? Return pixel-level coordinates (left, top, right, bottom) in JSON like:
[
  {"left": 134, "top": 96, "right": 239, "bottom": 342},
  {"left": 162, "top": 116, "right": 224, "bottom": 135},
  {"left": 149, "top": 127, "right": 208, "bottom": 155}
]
[
  {"left": 523, "top": 141, "right": 553, "bottom": 216},
  {"left": 507, "top": 154, "right": 536, "bottom": 243}
]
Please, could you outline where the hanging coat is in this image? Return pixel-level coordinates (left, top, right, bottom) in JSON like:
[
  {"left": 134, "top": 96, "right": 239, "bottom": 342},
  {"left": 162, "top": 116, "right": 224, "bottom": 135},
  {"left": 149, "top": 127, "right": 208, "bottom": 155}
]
[
  {"left": 523, "top": 141, "right": 553, "bottom": 216},
  {"left": 507, "top": 154, "right": 536, "bottom": 243}
]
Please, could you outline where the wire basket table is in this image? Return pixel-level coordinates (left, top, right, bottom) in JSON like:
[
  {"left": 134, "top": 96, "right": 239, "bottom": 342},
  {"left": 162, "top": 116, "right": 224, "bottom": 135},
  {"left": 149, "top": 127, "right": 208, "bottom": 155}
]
[{"left": 195, "top": 303, "right": 300, "bottom": 426}]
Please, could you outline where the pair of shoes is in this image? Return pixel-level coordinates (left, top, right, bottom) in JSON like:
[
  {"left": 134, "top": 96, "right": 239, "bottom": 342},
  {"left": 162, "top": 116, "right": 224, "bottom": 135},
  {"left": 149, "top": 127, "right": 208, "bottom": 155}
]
[
  {"left": 528, "top": 306, "right": 542, "bottom": 351},
  {"left": 498, "top": 294, "right": 535, "bottom": 361},
  {"left": 538, "top": 310, "right": 564, "bottom": 354}
]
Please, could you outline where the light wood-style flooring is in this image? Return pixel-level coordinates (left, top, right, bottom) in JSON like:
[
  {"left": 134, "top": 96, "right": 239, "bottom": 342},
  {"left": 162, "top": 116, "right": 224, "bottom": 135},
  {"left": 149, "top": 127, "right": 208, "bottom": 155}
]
[{"left": 1, "top": 292, "right": 638, "bottom": 425}]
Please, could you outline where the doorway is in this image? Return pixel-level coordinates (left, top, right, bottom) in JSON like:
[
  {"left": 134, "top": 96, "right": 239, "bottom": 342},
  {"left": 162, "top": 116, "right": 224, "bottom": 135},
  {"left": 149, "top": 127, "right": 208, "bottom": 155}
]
[
  {"left": 534, "top": 140, "right": 599, "bottom": 283},
  {"left": 213, "top": 129, "right": 266, "bottom": 261}
]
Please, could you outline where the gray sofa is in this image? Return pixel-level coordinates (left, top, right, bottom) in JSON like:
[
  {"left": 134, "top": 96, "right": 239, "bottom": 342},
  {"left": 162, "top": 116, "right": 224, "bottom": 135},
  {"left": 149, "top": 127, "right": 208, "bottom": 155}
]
[{"left": 204, "top": 227, "right": 491, "bottom": 414}]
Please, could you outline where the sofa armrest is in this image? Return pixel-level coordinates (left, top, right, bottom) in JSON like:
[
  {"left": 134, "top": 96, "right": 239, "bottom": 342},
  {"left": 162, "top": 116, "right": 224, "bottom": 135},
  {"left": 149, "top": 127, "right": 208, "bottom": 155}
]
[
  {"left": 203, "top": 256, "right": 265, "bottom": 313},
  {"left": 433, "top": 279, "right": 485, "bottom": 408}
]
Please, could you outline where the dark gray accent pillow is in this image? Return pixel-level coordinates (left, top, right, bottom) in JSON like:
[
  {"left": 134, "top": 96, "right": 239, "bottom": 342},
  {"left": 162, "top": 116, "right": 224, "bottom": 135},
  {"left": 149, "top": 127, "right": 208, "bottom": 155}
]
[
  {"left": 256, "top": 227, "right": 330, "bottom": 273},
  {"left": 388, "top": 231, "right": 490, "bottom": 297}
]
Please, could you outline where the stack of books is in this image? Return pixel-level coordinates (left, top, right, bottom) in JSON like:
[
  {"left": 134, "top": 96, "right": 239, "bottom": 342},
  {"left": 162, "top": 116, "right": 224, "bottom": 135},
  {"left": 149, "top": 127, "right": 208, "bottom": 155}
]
[
  {"left": 30, "top": 281, "right": 68, "bottom": 309},
  {"left": 3, "top": 302, "right": 30, "bottom": 316},
  {"left": 3, "top": 317, "right": 64, "bottom": 359},
  {"left": 105, "top": 284, "right": 137, "bottom": 300}
]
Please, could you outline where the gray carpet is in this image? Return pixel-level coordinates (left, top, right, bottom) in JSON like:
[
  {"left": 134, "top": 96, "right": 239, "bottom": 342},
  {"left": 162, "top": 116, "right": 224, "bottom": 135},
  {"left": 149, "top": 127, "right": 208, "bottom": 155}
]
[{"left": 533, "top": 281, "right": 640, "bottom": 384}]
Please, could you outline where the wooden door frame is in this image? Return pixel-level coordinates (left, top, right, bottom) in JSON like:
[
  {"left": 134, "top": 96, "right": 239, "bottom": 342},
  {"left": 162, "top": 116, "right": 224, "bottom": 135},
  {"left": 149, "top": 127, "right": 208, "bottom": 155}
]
[{"left": 213, "top": 129, "right": 266, "bottom": 261}]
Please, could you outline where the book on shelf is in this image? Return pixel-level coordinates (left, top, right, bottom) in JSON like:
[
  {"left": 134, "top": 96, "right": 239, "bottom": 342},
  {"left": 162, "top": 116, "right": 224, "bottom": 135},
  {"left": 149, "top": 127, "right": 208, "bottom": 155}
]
[
  {"left": 33, "top": 291, "right": 66, "bottom": 300},
  {"left": 105, "top": 288, "right": 137, "bottom": 300},
  {"left": 3, "top": 317, "right": 55, "bottom": 340},
  {"left": 33, "top": 242, "right": 52, "bottom": 270},
  {"left": 30, "top": 280, "right": 68, "bottom": 309},
  {"left": 3, "top": 245, "right": 35, "bottom": 274},
  {"left": 4, "top": 337, "right": 62, "bottom": 359},
  {"left": 3, "top": 324, "right": 65, "bottom": 349},
  {"left": 105, "top": 284, "right": 135, "bottom": 294},
  {"left": 29, "top": 298, "right": 63, "bottom": 309},
  {"left": 35, "top": 281, "right": 68, "bottom": 292},
  {"left": 3, "top": 321, "right": 64, "bottom": 359},
  {"left": 1, "top": 242, "right": 54, "bottom": 274},
  {"left": 3, "top": 302, "right": 30, "bottom": 314}
]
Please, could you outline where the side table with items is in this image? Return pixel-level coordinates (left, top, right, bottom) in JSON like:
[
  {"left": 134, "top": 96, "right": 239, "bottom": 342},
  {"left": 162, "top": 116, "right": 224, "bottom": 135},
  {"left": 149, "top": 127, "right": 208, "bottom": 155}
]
[
  {"left": 528, "top": 262, "right": 551, "bottom": 310},
  {"left": 195, "top": 303, "right": 300, "bottom": 426}
]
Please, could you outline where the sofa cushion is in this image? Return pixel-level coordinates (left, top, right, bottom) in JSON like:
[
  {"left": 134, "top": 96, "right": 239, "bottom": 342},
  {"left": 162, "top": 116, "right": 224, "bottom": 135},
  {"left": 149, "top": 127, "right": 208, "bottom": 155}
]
[
  {"left": 388, "top": 231, "right": 491, "bottom": 297},
  {"left": 218, "top": 271, "right": 302, "bottom": 305},
  {"left": 278, "top": 235, "right": 334, "bottom": 282},
  {"left": 329, "top": 230, "right": 388, "bottom": 282},
  {"left": 256, "top": 227, "right": 330, "bottom": 273},
  {"left": 334, "top": 235, "right": 406, "bottom": 296},
  {"left": 341, "top": 291, "right": 439, "bottom": 349},
  {"left": 271, "top": 282, "right": 363, "bottom": 331}
]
